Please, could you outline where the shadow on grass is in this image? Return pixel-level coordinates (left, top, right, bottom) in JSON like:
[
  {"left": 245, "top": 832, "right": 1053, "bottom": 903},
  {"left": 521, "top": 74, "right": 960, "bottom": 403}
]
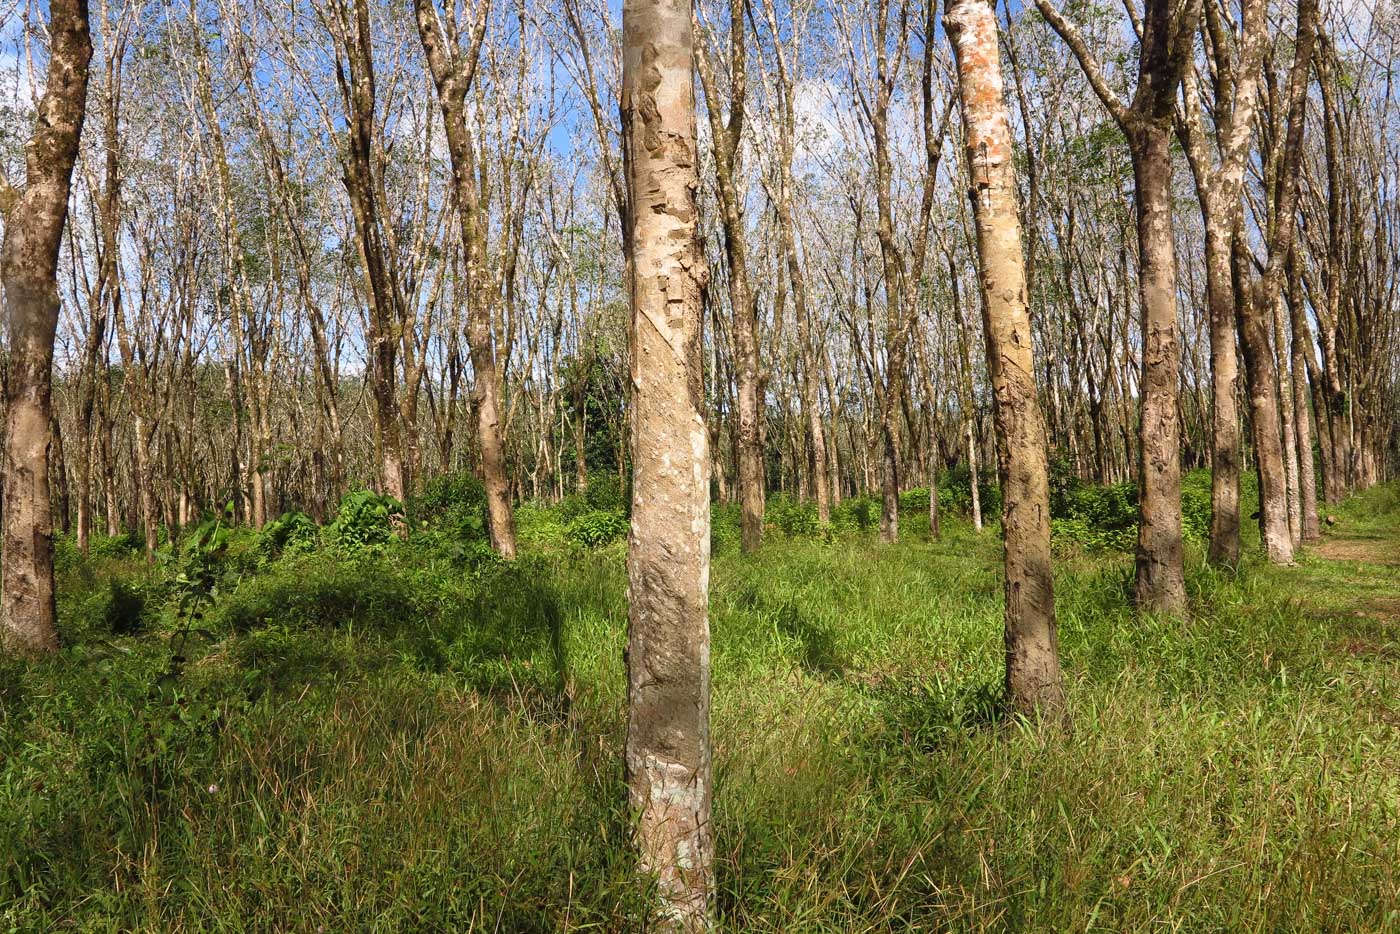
[
  {"left": 773, "top": 599, "right": 847, "bottom": 677},
  {"left": 861, "top": 676, "right": 1008, "bottom": 754},
  {"left": 407, "top": 561, "right": 575, "bottom": 723}
]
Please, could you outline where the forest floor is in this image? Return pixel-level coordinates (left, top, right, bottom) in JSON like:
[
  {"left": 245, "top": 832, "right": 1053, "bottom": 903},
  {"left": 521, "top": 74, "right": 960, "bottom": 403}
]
[{"left": 3, "top": 474, "right": 1400, "bottom": 931}]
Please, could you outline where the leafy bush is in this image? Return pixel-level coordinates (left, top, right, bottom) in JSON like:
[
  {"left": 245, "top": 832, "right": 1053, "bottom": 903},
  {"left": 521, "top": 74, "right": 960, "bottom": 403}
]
[
  {"left": 832, "top": 495, "right": 880, "bottom": 532},
  {"left": 1051, "top": 516, "right": 1137, "bottom": 554},
  {"left": 67, "top": 578, "right": 152, "bottom": 639},
  {"left": 515, "top": 502, "right": 570, "bottom": 549},
  {"left": 938, "top": 465, "right": 1001, "bottom": 518},
  {"left": 583, "top": 474, "right": 628, "bottom": 514},
  {"left": 711, "top": 504, "right": 741, "bottom": 553},
  {"left": 103, "top": 580, "right": 148, "bottom": 636},
  {"left": 90, "top": 531, "right": 143, "bottom": 559},
  {"left": 255, "top": 511, "right": 319, "bottom": 563},
  {"left": 566, "top": 510, "right": 629, "bottom": 549},
  {"left": 766, "top": 494, "right": 820, "bottom": 537},
  {"left": 898, "top": 487, "right": 931, "bottom": 514},
  {"left": 1180, "top": 472, "right": 1212, "bottom": 546},
  {"left": 410, "top": 471, "right": 488, "bottom": 538},
  {"left": 168, "top": 516, "right": 233, "bottom": 623},
  {"left": 327, "top": 490, "right": 404, "bottom": 551},
  {"left": 214, "top": 554, "right": 419, "bottom": 634}
]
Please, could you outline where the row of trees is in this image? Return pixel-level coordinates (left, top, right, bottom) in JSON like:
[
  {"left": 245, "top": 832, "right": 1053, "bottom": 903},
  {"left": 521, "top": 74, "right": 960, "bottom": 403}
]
[
  {"left": 1, "top": 0, "right": 1397, "bottom": 925},
  {"left": 0, "top": 0, "right": 1390, "bottom": 566}
]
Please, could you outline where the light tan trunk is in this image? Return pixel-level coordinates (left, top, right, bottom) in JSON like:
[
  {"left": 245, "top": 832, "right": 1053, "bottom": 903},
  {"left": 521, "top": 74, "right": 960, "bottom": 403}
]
[
  {"left": 621, "top": 0, "right": 713, "bottom": 924},
  {"left": 1234, "top": 231, "right": 1293, "bottom": 564},
  {"left": 1272, "top": 292, "right": 1302, "bottom": 546},
  {"left": 947, "top": 0, "right": 1065, "bottom": 716},
  {"left": 696, "top": 3, "right": 765, "bottom": 553},
  {"left": 1204, "top": 227, "right": 1241, "bottom": 565},
  {"left": 1286, "top": 255, "right": 1321, "bottom": 541}
]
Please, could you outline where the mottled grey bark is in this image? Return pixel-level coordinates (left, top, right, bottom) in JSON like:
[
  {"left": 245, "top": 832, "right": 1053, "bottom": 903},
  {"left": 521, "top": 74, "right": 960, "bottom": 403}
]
[
  {"left": 1035, "top": 0, "right": 1201, "bottom": 614},
  {"left": 695, "top": 4, "right": 764, "bottom": 554},
  {"left": 1174, "top": 0, "right": 1268, "bottom": 569},
  {"left": 621, "top": 0, "right": 713, "bottom": 926},
  {"left": 1, "top": 0, "right": 92, "bottom": 654}
]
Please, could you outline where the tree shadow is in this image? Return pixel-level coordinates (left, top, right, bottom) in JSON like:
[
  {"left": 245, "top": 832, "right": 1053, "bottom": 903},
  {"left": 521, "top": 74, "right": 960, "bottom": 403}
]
[
  {"left": 772, "top": 599, "right": 847, "bottom": 677},
  {"left": 409, "top": 561, "right": 574, "bottom": 724},
  {"left": 861, "top": 677, "right": 1008, "bottom": 754}
]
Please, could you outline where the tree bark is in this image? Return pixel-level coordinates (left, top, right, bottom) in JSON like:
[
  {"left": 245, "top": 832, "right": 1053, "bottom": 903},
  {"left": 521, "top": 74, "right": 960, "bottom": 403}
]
[
  {"left": 1204, "top": 226, "right": 1242, "bottom": 564},
  {"left": 1127, "top": 122, "right": 1188, "bottom": 612},
  {"left": 1, "top": 0, "right": 92, "bottom": 654},
  {"left": 1286, "top": 252, "right": 1321, "bottom": 541},
  {"left": 1035, "top": 0, "right": 1200, "bottom": 614},
  {"left": 1233, "top": 229, "right": 1294, "bottom": 563},
  {"left": 621, "top": 0, "right": 713, "bottom": 925},
  {"left": 413, "top": 0, "right": 517, "bottom": 558},
  {"left": 947, "top": 0, "right": 1065, "bottom": 716}
]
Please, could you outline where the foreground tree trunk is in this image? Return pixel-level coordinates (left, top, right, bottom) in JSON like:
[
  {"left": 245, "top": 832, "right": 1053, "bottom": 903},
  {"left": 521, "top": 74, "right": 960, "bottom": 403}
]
[
  {"left": 622, "top": 0, "right": 713, "bottom": 925},
  {"left": 1127, "top": 122, "right": 1189, "bottom": 610},
  {"left": 947, "top": 0, "right": 1064, "bottom": 716},
  {"left": 0, "top": 0, "right": 92, "bottom": 655}
]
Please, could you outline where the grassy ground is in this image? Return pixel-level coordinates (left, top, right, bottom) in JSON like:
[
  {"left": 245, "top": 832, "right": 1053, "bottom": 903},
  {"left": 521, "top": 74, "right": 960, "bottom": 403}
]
[{"left": 3, "top": 477, "right": 1399, "bottom": 931}]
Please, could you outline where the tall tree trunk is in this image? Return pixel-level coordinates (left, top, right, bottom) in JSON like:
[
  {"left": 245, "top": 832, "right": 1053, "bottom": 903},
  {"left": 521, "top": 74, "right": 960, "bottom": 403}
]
[
  {"left": 414, "top": 0, "right": 517, "bottom": 558},
  {"left": 1287, "top": 253, "right": 1321, "bottom": 541},
  {"left": 1035, "top": 0, "right": 1201, "bottom": 614},
  {"left": 0, "top": 0, "right": 92, "bottom": 654},
  {"left": 1128, "top": 122, "right": 1188, "bottom": 612},
  {"left": 1233, "top": 229, "right": 1293, "bottom": 563},
  {"left": 621, "top": 0, "right": 714, "bottom": 924},
  {"left": 1272, "top": 291, "right": 1302, "bottom": 546},
  {"left": 1204, "top": 226, "right": 1242, "bottom": 564},
  {"left": 696, "top": 3, "right": 764, "bottom": 552},
  {"left": 947, "top": 0, "right": 1064, "bottom": 716}
]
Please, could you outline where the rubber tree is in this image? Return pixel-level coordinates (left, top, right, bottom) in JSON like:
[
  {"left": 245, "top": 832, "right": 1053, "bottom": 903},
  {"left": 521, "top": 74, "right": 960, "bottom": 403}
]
[
  {"left": 946, "top": 0, "right": 1065, "bottom": 716},
  {"left": 1034, "top": 0, "right": 1202, "bottom": 614},
  {"left": 0, "top": 0, "right": 93, "bottom": 653},
  {"left": 621, "top": 0, "right": 714, "bottom": 925}
]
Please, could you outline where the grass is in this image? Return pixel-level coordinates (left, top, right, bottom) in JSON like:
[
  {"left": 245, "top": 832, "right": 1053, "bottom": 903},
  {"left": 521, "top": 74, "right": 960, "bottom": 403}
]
[{"left": 3, "top": 474, "right": 1400, "bottom": 931}]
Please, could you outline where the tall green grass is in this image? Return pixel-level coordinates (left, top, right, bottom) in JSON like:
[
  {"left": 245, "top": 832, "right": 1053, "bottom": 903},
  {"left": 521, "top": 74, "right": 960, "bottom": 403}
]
[{"left": 3, "top": 476, "right": 1399, "bottom": 930}]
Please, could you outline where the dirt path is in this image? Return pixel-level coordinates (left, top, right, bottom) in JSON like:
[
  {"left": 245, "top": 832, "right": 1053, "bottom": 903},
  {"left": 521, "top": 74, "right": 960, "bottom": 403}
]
[
  {"left": 1313, "top": 535, "right": 1398, "bottom": 566},
  {"left": 1302, "top": 517, "right": 1400, "bottom": 658}
]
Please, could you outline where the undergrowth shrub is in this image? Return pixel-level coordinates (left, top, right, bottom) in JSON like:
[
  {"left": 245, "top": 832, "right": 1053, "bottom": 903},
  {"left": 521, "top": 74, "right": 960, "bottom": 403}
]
[
  {"left": 1180, "top": 471, "right": 1212, "bottom": 546},
  {"left": 89, "top": 531, "right": 144, "bottom": 559},
  {"left": 711, "top": 504, "right": 741, "bottom": 553},
  {"left": 832, "top": 495, "right": 879, "bottom": 532},
  {"left": 898, "top": 487, "right": 931, "bottom": 514},
  {"left": 766, "top": 494, "right": 820, "bottom": 537},
  {"left": 515, "top": 502, "right": 570, "bottom": 549},
  {"left": 410, "top": 471, "right": 488, "bottom": 538},
  {"left": 566, "top": 510, "right": 629, "bottom": 548},
  {"left": 938, "top": 464, "right": 1001, "bottom": 518},
  {"left": 213, "top": 554, "right": 419, "bottom": 635},
  {"left": 255, "top": 511, "right": 319, "bottom": 563},
  {"left": 1048, "top": 469, "right": 1222, "bottom": 553},
  {"left": 560, "top": 474, "right": 630, "bottom": 522},
  {"left": 327, "top": 490, "right": 404, "bottom": 551}
]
